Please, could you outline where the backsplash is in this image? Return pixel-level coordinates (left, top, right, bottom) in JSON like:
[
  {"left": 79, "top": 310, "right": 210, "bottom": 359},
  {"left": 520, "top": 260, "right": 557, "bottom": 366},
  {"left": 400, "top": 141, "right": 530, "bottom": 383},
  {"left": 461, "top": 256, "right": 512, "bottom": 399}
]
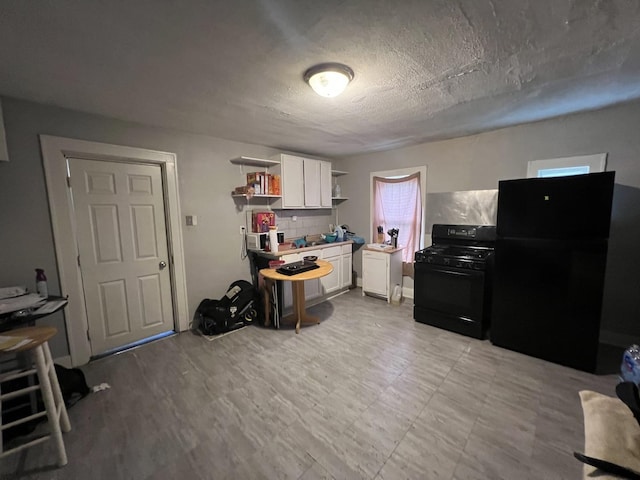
[{"left": 245, "top": 209, "right": 337, "bottom": 240}]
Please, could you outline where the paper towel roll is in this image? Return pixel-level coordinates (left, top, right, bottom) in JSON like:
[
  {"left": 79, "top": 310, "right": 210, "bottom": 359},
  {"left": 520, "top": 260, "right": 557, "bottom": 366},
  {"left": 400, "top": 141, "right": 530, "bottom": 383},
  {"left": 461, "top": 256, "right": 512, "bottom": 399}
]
[{"left": 269, "top": 226, "right": 278, "bottom": 253}]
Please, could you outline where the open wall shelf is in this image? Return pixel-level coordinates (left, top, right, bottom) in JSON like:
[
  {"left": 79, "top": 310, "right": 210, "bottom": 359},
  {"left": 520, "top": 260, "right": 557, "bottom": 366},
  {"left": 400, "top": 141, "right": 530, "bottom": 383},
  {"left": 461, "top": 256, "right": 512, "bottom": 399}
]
[
  {"left": 231, "top": 194, "right": 281, "bottom": 199},
  {"left": 230, "top": 156, "right": 280, "bottom": 168}
]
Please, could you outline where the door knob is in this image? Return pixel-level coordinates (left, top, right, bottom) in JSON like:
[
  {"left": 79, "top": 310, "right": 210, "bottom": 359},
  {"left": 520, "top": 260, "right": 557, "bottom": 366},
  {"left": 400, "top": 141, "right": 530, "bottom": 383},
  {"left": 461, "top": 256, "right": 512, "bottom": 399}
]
[{"left": 159, "top": 261, "right": 167, "bottom": 270}]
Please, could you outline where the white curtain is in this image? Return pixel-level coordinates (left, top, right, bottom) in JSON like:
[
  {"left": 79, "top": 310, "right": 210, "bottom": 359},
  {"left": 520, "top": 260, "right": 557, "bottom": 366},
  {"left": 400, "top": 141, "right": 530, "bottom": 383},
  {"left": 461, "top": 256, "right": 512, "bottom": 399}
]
[{"left": 373, "top": 172, "right": 422, "bottom": 263}]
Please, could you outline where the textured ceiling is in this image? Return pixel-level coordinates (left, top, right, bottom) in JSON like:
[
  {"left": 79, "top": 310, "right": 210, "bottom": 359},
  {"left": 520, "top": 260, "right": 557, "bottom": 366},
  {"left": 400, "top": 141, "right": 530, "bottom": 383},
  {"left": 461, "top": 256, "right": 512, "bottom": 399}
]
[{"left": 1, "top": 0, "right": 640, "bottom": 157}]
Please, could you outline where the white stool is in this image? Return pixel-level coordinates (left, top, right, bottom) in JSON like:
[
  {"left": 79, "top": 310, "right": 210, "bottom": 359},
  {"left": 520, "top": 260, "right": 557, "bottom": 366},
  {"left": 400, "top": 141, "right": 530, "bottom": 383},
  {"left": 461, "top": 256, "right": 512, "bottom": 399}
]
[{"left": 0, "top": 326, "right": 71, "bottom": 466}]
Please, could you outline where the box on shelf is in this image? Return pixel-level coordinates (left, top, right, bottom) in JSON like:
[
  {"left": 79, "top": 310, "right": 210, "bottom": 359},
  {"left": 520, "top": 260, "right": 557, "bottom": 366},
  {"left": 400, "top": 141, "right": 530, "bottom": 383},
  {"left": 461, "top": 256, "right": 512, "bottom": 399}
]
[
  {"left": 252, "top": 211, "right": 276, "bottom": 233},
  {"left": 234, "top": 185, "right": 253, "bottom": 195},
  {"left": 270, "top": 175, "right": 281, "bottom": 196},
  {"left": 245, "top": 172, "right": 281, "bottom": 196}
]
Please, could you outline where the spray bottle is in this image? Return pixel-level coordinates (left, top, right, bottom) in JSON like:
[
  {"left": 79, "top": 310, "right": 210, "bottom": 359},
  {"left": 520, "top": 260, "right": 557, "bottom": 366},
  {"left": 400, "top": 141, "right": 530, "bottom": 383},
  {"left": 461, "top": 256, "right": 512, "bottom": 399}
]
[{"left": 35, "top": 268, "right": 48, "bottom": 298}]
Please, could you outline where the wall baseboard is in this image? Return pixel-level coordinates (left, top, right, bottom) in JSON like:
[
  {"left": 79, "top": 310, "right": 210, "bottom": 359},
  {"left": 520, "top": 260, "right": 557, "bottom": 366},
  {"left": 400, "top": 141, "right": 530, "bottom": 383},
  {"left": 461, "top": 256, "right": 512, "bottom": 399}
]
[
  {"left": 54, "top": 355, "right": 73, "bottom": 368},
  {"left": 600, "top": 330, "right": 637, "bottom": 348},
  {"left": 355, "top": 279, "right": 414, "bottom": 300}
]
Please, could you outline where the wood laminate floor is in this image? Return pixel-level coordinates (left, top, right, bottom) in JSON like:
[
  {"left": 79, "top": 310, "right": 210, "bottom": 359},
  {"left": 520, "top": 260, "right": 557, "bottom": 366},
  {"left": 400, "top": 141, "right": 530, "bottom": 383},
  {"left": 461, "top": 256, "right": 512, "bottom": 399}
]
[{"left": 1, "top": 288, "right": 618, "bottom": 479}]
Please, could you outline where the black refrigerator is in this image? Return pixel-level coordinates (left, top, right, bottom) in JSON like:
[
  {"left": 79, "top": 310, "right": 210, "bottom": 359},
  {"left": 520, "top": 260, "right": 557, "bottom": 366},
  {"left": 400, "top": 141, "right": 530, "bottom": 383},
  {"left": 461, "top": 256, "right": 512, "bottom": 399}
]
[{"left": 490, "top": 171, "right": 615, "bottom": 372}]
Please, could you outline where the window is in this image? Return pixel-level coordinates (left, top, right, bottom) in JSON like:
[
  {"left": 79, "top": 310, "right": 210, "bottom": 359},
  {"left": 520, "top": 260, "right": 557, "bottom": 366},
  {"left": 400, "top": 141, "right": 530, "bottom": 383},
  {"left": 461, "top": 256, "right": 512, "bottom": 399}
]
[
  {"left": 527, "top": 153, "right": 607, "bottom": 178},
  {"left": 370, "top": 166, "right": 426, "bottom": 263}
]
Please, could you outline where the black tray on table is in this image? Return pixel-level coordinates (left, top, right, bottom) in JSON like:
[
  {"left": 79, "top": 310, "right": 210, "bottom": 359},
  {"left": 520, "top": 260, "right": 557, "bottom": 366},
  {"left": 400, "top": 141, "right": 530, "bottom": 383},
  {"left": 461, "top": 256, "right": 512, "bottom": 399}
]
[{"left": 276, "top": 261, "right": 319, "bottom": 276}]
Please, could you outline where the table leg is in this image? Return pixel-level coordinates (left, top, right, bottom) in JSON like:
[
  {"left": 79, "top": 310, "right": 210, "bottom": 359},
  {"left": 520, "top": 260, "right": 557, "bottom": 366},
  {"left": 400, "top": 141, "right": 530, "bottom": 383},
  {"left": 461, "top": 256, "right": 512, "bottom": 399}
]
[
  {"left": 262, "top": 278, "right": 273, "bottom": 328},
  {"left": 293, "top": 282, "right": 304, "bottom": 333},
  {"left": 291, "top": 281, "right": 320, "bottom": 333}
]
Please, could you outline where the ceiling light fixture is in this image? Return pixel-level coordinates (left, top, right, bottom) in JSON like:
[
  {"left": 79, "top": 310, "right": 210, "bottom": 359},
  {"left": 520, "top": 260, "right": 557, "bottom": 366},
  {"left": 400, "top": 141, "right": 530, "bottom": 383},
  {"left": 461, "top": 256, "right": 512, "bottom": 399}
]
[{"left": 303, "top": 63, "right": 354, "bottom": 98}]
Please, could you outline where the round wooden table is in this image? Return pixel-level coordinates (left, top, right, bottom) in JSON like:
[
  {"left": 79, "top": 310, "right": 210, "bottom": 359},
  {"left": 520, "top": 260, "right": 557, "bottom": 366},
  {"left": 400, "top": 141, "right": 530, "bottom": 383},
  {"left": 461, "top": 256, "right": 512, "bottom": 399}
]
[{"left": 260, "top": 259, "right": 333, "bottom": 333}]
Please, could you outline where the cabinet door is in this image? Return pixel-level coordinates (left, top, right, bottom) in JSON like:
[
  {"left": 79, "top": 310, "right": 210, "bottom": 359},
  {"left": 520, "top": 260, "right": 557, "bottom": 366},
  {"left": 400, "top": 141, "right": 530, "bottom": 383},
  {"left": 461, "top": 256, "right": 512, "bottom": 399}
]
[
  {"left": 341, "top": 253, "right": 352, "bottom": 288},
  {"left": 363, "top": 251, "right": 388, "bottom": 296},
  {"left": 303, "top": 158, "right": 321, "bottom": 207},
  {"left": 320, "top": 160, "right": 332, "bottom": 208},
  {"left": 281, "top": 155, "right": 305, "bottom": 208},
  {"left": 320, "top": 256, "right": 341, "bottom": 294},
  {"left": 389, "top": 250, "right": 404, "bottom": 293},
  {"left": 303, "top": 249, "right": 322, "bottom": 300}
]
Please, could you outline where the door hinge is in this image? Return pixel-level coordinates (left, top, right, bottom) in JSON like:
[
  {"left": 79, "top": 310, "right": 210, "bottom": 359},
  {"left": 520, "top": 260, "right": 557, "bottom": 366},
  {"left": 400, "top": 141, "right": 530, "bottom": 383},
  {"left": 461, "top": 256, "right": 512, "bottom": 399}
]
[
  {"left": 86, "top": 330, "right": 90, "bottom": 341},
  {"left": 77, "top": 255, "right": 81, "bottom": 267},
  {"left": 66, "top": 176, "right": 71, "bottom": 188}
]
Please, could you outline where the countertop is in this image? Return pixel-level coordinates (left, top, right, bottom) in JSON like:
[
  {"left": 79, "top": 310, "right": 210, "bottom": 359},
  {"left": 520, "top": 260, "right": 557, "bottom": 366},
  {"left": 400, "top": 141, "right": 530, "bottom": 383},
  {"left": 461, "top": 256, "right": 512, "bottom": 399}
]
[
  {"left": 262, "top": 239, "right": 354, "bottom": 257},
  {"left": 362, "top": 244, "right": 404, "bottom": 254}
]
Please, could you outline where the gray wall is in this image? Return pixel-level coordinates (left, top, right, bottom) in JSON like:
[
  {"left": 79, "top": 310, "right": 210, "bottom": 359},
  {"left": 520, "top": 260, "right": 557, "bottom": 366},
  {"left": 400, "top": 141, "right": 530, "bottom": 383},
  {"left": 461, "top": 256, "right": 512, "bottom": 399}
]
[
  {"left": 3, "top": 95, "right": 639, "bottom": 356},
  {"left": 0, "top": 97, "right": 337, "bottom": 358},
  {"left": 333, "top": 99, "right": 640, "bottom": 345}
]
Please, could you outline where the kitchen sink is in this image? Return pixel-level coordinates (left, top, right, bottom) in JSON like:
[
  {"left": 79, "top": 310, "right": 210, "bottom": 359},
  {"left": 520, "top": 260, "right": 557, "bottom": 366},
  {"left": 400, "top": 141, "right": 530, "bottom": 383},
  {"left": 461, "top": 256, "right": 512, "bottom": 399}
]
[{"left": 308, "top": 240, "right": 328, "bottom": 246}]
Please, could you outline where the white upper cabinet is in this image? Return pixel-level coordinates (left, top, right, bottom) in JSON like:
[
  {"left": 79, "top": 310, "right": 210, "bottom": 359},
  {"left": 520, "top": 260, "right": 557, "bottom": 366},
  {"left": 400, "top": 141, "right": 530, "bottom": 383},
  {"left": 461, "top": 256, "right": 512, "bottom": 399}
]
[
  {"left": 270, "top": 154, "right": 337, "bottom": 209},
  {"left": 231, "top": 154, "right": 343, "bottom": 209},
  {"left": 320, "top": 161, "right": 332, "bottom": 208},
  {"left": 279, "top": 154, "right": 305, "bottom": 208},
  {"left": 303, "top": 158, "right": 321, "bottom": 207}
]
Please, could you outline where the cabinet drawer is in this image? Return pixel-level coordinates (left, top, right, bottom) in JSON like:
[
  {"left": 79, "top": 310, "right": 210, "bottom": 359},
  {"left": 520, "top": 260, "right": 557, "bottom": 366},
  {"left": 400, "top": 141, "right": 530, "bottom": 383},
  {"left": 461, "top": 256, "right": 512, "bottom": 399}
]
[
  {"left": 281, "top": 253, "right": 299, "bottom": 264},
  {"left": 363, "top": 250, "right": 387, "bottom": 262},
  {"left": 303, "top": 249, "right": 322, "bottom": 259},
  {"left": 341, "top": 244, "right": 352, "bottom": 255},
  {"left": 322, "top": 245, "right": 342, "bottom": 258}
]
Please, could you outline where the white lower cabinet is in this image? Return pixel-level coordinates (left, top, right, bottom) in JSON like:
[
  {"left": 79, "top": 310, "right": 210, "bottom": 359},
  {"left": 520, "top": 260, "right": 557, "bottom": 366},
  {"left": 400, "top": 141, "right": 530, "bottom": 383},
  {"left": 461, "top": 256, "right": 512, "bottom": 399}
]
[
  {"left": 320, "top": 244, "right": 352, "bottom": 295},
  {"left": 362, "top": 248, "right": 403, "bottom": 302},
  {"left": 320, "top": 245, "right": 341, "bottom": 294},
  {"left": 341, "top": 252, "right": 352, "bottom": 288},
  {"left": 321, "top": 256, "right": 341, "bottom": 293}
]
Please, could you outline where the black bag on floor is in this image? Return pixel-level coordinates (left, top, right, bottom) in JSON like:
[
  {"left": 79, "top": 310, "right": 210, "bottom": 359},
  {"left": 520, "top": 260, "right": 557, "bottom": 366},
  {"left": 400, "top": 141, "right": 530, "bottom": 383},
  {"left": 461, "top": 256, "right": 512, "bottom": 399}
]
[{"left": 195, "top": 280, "right": 259, "bottom": 335}]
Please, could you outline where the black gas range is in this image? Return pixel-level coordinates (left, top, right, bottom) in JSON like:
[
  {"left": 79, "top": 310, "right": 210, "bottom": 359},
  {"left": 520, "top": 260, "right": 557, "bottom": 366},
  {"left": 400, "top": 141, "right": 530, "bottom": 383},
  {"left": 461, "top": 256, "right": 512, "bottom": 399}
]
[{"left": 413, "top": 224, "right": 496, "bottom": 339}]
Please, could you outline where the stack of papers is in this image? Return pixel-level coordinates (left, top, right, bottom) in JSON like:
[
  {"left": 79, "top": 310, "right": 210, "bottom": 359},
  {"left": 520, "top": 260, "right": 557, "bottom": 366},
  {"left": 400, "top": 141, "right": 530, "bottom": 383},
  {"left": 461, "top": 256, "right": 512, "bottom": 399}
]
[
  {"left": 0, "top": 335, "right": 32, "bottom": 351},
  {"left": 0, "top": 286, "right": 28, "bottom": 299},
  {"left": 0, "top": 293, "right": 46, "bottom": 315},
  {"left": 33, "top": 299, "right": 68, "bottom": 315}
]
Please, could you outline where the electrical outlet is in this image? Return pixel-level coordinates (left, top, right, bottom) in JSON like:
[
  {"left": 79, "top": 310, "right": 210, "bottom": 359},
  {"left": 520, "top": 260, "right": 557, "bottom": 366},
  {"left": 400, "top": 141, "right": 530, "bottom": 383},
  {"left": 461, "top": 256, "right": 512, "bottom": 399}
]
[{"left": 239, "top": 226, "right": 246, "bottom": 235}]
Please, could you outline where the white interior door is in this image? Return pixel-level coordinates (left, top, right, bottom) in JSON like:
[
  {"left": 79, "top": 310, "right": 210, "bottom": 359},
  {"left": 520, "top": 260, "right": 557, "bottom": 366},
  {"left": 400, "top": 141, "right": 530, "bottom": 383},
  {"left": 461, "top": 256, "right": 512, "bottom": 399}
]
[{"left": 68, "top": 158, "right": 174, "bottom": 356}]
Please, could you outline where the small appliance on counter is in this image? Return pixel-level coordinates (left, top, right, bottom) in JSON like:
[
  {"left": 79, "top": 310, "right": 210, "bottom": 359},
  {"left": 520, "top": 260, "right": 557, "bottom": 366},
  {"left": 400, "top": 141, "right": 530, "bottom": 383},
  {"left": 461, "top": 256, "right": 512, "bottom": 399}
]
[
  {"left": 246, "top": 232, "right": 268, "bottom": 250},
  {"left": 246, "top": 230, "right": 286, "bottom": 251},
  {"left": 387, "top": 228, "right": 399, "bottom": 248}
]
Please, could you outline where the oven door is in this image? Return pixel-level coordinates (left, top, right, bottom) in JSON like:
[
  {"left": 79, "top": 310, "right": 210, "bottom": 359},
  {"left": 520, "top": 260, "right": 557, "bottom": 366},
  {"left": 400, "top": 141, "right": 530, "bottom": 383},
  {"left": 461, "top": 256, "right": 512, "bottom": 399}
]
[{"left": 413, "top": 262, "right": 488, "bottom": 338}]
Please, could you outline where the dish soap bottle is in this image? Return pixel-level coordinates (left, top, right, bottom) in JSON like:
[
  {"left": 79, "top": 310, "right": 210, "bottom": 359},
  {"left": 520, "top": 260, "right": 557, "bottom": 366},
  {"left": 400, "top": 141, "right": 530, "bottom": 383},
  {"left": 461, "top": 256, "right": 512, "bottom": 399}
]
[{"left": 36, "top": 268, "right": 48, "bottom": 298}]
